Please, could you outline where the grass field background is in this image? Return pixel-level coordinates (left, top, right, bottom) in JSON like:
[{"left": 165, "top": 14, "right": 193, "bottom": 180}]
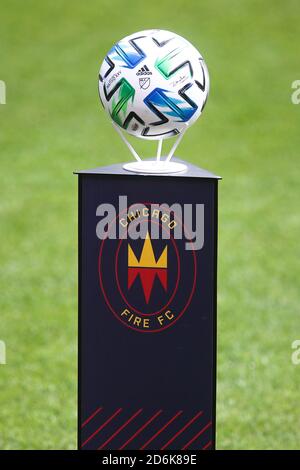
[{"left": 0, "top": 0, "right": 299, "bottom": 450}]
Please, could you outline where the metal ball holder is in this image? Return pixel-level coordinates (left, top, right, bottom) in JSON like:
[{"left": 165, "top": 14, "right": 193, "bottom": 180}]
[{"left": 113, "top": 122, "right": 188, "bottom": 174}]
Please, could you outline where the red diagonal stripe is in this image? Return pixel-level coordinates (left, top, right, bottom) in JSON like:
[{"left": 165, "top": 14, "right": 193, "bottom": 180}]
[
  {"left": 81, "top": 407, "right": 103, "bottom": 429},
  {"left": 119, "top": 410, "right": 163, "bottom": 450},
  {"left": 98, "top": 409, "right": 143, "bottom": 450},
  {"left": 160, "top": 410, "right": 203, "bottom": 450},
  {"left": 140, "top": 411, "right": 183, "bottom": 450},
  {"left": 81, "top": 408, "right": 122, "bottom": 448},
  {"left": 202, "top": 440, "right": 212, "bottom": 450},
  {"left": 181, "top": 421, "right": 212, "bottom": 450}
]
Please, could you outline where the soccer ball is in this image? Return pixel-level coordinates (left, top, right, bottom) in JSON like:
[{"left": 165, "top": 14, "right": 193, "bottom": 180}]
[{"left": 98, "top": 29, "right": 209, "bottom": 140}]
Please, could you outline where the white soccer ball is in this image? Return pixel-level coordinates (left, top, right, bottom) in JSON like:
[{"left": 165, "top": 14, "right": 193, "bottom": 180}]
[{"left": 98, "top": 29, "right": 209, "bottom": 140}]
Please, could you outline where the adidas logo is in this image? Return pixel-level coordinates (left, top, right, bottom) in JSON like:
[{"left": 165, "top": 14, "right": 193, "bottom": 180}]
[{"left": 136, "top": 65, "right": 152, "bottom": 76}]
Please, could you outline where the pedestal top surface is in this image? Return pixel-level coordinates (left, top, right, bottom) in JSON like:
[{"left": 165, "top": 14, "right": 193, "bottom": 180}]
[{"left": 74, "top": 158, "right": 221, "bottom": 179}]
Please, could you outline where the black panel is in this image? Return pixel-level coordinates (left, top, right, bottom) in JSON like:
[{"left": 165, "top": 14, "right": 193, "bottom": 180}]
[{"left": 78, "top": 166, "right": 218, "bottom": 451}]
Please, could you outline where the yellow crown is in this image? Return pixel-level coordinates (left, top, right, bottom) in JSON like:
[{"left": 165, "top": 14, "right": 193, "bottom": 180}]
[{"left": 128, "top": 233, "right": 167, "bottom": 269}]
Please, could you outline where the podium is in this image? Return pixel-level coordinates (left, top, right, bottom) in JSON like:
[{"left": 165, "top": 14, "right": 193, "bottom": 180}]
[{"left": 76, "top": 159, "right": 220, "bottom": 450}]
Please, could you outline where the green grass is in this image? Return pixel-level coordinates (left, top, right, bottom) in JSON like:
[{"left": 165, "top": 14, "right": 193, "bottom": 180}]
[{"left": 0, "top": 0, "right": 300, "bottom": 450}]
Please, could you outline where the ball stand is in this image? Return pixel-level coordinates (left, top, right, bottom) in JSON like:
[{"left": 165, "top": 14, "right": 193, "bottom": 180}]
[
  {"left": 112, "top": 122, "right": 188, "bottom": 174},
  {"left": 123, "top": 160, "right": 187, "bottom": 174}
]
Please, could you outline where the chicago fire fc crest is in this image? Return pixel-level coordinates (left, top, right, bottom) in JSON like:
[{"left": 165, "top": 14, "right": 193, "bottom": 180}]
[{"left": 98, "top": 203, "right": 197, "bottom": 333}]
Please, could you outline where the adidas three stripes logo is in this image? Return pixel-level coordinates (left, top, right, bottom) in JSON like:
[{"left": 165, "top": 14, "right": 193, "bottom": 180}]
[{"left": 136, "top": 65, "right": 152, "bottom": 76}]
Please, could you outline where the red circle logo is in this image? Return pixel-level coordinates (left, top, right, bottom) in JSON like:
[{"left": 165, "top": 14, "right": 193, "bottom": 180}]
[{"left": 98, "top": 203, "right": 197, "bottom": 333}]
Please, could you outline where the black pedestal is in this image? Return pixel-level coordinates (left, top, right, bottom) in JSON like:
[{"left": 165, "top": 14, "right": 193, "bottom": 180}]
[{"left": 76, "top": 159, "right": 220, "bottom": 450}]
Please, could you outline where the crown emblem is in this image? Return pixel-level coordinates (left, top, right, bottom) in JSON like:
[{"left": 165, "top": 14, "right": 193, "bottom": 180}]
[{"left": 128, "top": 233, "right": 167, "bottom": 303}]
